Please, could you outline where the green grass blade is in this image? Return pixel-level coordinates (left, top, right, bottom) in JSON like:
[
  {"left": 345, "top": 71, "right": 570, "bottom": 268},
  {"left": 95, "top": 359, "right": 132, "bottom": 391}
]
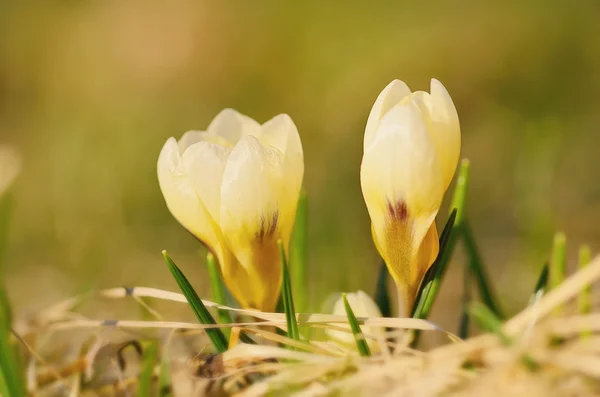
[
  {"left": 578, "top": 245, "right": 592, "bottom": 339},
  {"left": 411, "top": 208, "right": 457, "bottom": 318},
  {"left": 374, "top": 261, "right": 392, "bottom": 317},
  {"left": 528, "top": 263, "right": 549, "bottom": 307},
  {"left": 279, "top": 240, "right": 300, "bottom": 344},
  {"left": 162, "top": 251, "right": 228, "bottom": 353},
  {"left": 159, "top": 355, "right": 172, "bottom": 397},
  {"left": 470, "top": 302, "right": 539, "bottom": 370},
  {"left": 549, "top": 232, "right": 566, "bottom": 316},
  {"left": 469, "top": 301, "right": 511, "bottom": 345},
  {"left": 137, "top": 342, "right": 158, "bottom": 397},
  {"left": 206, "top": 252, "right": 233, "bottom": 327},
  {"left": 0, "top": 192, "right": 23, "bottom": 397},
  {"left": 0, "top": 300, "right": 23, "bottom": 397},
  {"left": 458, "top": 261, "right": 472, "bottom": 339},
  {"left": 342, "top": 293, "right": 371, "bottom": 357},
  {"left": 412, "top": 159, "right": 469, "bottom": 320},
  {"left": 290, "top": 188, "right": 308, "bottom": 313},
  {"left": 578, "top": 245, "right": 591, "bottom": 315},
  {"left": 533, "top": 263, "right": 549, "bottom": 295},
  {"left": 462, "top": 222, "right": 504, "bottom": 319},
  {"left": 450, "top": 159, "right": 470, "bottom": 226}
]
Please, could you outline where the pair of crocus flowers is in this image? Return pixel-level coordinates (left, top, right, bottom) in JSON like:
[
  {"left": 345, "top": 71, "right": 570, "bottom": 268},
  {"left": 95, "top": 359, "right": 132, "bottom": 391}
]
[{"left": 157, "top": 78, "right": 461, "bottom": 317}]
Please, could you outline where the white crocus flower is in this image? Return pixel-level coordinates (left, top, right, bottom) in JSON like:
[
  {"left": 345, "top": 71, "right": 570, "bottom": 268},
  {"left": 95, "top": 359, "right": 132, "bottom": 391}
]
[
  {"left": 360, "top": 79, "right": 461, "bottom": 317},
  {"left": 158, "top": 109, "right": 304, "bottom": 312},
  {"left": 327, "top": 290, "right": 384, "bottom": 351}
]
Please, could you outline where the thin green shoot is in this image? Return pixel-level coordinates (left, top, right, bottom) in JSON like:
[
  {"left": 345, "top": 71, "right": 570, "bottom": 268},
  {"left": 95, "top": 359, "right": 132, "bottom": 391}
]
[
  {"left": 162, "top": 250, "right": 228, "bottom": 353},
  {"left": 469, "top": 301, "right": 510, "bottom": 346},
  {"left": 458, "top": 261, "right": 472, "bottom": 339},
  {"left": 374, "top": 262, "right": 392, "bottom": 318},
  {"left": 528, "top": 263, "right": 549, "bottom": 308},
  {"left": 462, "top": 222, "right": 504, "bottom": 319},
  {"left": 137, "top": 342, "right": 158, "bottom": 397},
  {"left": 412, "top": 159, "right": 470, "bottom": 320},
  {"left": 342, "top": 293, "right": 371, "bottom": 357},
  {"left": 290, "top": 188, "right": 308, "bottom": 313},
  {"left": 206, "top": 252, "right": 233, "bottom": 332},
  {"left": 578, "top": 245, "right": 592, "bottom": 338},
  {"left": 278, "top": 240, "right": 300, "bottom": 344},
  {"left": 549, "top": 232, "right": 567, "bottom": 316}
]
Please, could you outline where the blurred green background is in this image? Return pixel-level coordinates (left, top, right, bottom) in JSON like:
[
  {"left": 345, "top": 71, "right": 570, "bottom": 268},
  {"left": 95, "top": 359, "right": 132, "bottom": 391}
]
[{"left": 1, "top": 2, "right": 599, "bottom": 326}]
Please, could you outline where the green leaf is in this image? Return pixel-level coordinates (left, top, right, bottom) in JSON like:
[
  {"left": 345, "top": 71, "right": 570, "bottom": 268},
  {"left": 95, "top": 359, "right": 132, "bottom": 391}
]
[
  {"left": 158, "top": 355, "right": 172, "bottom": 397},
  {"left": 374, "top": 261, "right": 392, "bottom": 318},
  {"left": 290, "top": 188, "right": 308, "bottom": 313},
  {"left": 137, "top": 342, "right": 158, "bottom": 397},
  {"left": 412, "top": 159, "right": 470, "bottom": 320},
  {"left": 206, "top": 252, "right": 233, "bottom": 328},
  {"left": 279, "top": 240, "right": 300, "bottom": 344},
  {"left": 162, "top": 251, "right": 228, "bottom": 353},
  {"left": 533, "top": 263, "right": 549, "bottom": 296},
  {"left": 578, "top": 245, "right": 592, "bottom": 315},
  {"left": 450, "top": 159, "right": 470, "bottom": 226},
  {"left": 341, "top": 293, "right": 371, "bottom": 357},
  {"left": 0, "top": 301, "right": 23, "bottom": 397},
  {"left": 528, "top": 263, "right": 549, "bottom": 307},
  {"left": 549, "top": 232, "right": 567, "bottom": 316},
  {"left": 411, "top": 208, "right": 457, "bottom": 318},
  {"left": 458, "top": 260, "right": 472, "bottom": 339},
  {"left": 0, "top": 193, "right": 23, "bottom": 397},
  {"left": 462, "top": 222, "right": 504, "bottom": 319},
  {"left": 469, "top": 302, "right": 511, "bottom": 346}
]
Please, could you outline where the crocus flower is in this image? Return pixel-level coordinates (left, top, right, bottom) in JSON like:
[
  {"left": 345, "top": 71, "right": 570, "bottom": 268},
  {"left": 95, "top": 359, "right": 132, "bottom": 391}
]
[
  {"left": 326, "top": 290, "right": 383, "bottom": 351},
  {"left": 360, "top": 79, "right": 460, "bottom": 317},
  {"left": 157, "top": 109, "right": 304, "bottom": 312}
]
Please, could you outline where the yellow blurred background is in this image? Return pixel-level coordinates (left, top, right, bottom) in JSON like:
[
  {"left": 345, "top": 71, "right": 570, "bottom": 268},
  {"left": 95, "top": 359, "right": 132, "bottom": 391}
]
[{"left": 1, "top": 2, "right": 599, "bottom": 326}]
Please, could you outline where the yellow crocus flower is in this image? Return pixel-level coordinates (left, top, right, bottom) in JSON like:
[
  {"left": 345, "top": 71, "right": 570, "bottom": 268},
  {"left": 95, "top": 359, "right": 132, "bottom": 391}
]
[
  {"left": 360, "top": 79, "right": 461, "bottom": 317},
  {"left": 157, "top": 109, "right": 304, "bottom": 312}
]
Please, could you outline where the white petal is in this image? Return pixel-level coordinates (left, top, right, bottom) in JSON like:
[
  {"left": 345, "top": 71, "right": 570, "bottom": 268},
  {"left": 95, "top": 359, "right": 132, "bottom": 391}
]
[
  {"left": 260, "top": 114, "right": 301, "bottom": 156},
  {"left": 360, "top": 102, "right": 443, "bottom": 256},
  {"left": 178, "top": 130, "right": 204, "bottom": 152},
  {"left": 364, "top": 80, "right": 412, "bottom": 150},
  {"left": 181, "top": 141, "right": 231, "bottom": 223},
  {"left": 157, "top": 138, "right": 223, "bottom": 255},
  {"left": 207, "top": 108, "right": 261, "bottom": 144},
  {"left": 220, "top": 136, "right": 285, "bottom": 267},
  {"left": 261, "top": 114, "right": 304, "bottom": 239},
  {"left": 178, "top": 130, "right": 234, "bottom": 152},
  {"left": 411, "top": 79, "right": 461, "bottom": 190},
  {"left": 327, "top": 291, "right": 383, "bottom": 349}
]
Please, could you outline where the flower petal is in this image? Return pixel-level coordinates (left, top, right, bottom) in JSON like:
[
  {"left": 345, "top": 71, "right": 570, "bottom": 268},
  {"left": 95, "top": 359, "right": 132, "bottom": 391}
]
[
  {"left": 207, "top": 108, "right": 261, "bottom": 144},
  {"left": 219, "top": 135, "right": 285, "bottom": 311},
  {"left": 157, "top": 138, "right": 223, "bottom": 260},
  {"left": 181, "top": 141, "right": 231, "bottom": 224},
  {"left": 260, "top": 114, "right": 304, "bottom": 242},
  {"left": 327, "top": 290, "right": 384, "bottom": 351},
  {"left": 179, "top": 130, "right": 233, "bottom": 152},
  {"left": 409, "top": 80, "right": 461, "bottom": 190},
  {"left": 364, "top": 80, "right": 412, "bottom": 151}
]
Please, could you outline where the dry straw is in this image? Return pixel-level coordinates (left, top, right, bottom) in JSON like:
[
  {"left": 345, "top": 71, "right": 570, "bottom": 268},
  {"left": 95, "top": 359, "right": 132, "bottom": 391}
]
[{"left": 13, "top": 254, "right": 600, "bottom": 396}]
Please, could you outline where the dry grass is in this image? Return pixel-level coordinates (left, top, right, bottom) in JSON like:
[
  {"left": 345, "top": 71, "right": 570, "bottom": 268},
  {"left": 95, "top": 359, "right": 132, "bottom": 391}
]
[{"left": 12, "top": 255, "right": 600, "bottom": 396}]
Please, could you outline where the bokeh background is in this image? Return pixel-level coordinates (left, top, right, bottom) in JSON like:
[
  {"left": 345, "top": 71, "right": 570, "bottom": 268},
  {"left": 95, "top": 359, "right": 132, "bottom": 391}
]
[{"left": 1, "top": 2, "right": 599, "bottom": 330}]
